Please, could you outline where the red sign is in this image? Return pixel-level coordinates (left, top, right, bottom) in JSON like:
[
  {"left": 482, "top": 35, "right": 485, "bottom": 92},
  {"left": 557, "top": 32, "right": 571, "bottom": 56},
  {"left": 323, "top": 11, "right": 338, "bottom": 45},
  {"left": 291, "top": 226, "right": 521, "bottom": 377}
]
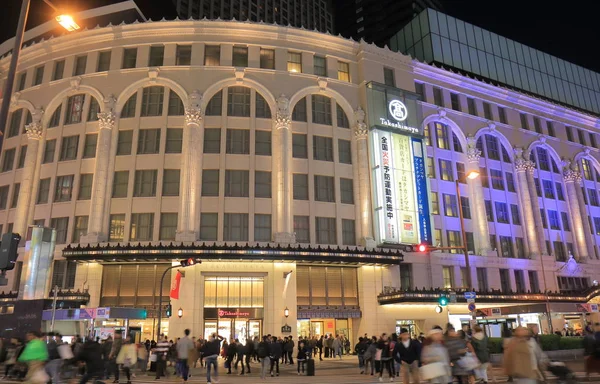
[
  {"left": 218, "top": 309, "right": 251, "bottom": 318},
  {"left": 170, "top": 271, "right": 182, "bottom": 299}
]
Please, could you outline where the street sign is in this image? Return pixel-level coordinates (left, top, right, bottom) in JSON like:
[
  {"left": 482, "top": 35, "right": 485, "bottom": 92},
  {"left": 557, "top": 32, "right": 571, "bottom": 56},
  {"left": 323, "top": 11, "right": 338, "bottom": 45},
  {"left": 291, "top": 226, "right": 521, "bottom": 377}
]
[
  {"left": 467, "top": 298, "right": 475, "bottom": 304},
  {"left": 464, "top": 292, "right": 476, "bottom": 300},
  {"left": 467, "top": 302, "right": 476, "bottom": 312},
  {"left": 449, "top": 291, "right": 457, "bottom": 303}
]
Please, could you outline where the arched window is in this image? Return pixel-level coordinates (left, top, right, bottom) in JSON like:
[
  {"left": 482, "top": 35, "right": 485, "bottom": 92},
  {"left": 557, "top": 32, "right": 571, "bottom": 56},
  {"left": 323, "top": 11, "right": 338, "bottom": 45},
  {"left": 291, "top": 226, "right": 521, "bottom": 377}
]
[
  {"left": 205, "top": 90, "right": 222, "bottom": 116},
  {"left": 7, "top": 109, "right": 24, "bottom": 137},
  {"left": 65, "top": 94, "right": 86, "bottom": 124},
  {"left": 121, "top": 94, "right": 137, "bottom": 118},
  {"left": 48, "top": 104, "right": 62, "bottom": 128},
  {"left": 428, "top": 122, "right": 462, "bottom": 152},
  {"left": 292, "top": 97, "right": 307, "bottom": 122},
  {"left": 255, "top": 92, "right": 271, "bottom": 119},
  {"left": 312, "top": 95, "right": 332, "bottom": 125},
  {"left": 87, "top": 97, "right": 100, "bottom": 122},
  {"left": 227, "top": 86, "right": 251, "bottom": 117},
  {"left": 578, "top": 157, "right": 600, "bottom": 259},
  {"left": 167, "top": 90, "right": 184, "bottom": 116},
  {"left": 140, "top": 86, "right": 164, "bottom": 117},
  {"left": 336, "top": 103, "right": 349, "bottom": 128}
]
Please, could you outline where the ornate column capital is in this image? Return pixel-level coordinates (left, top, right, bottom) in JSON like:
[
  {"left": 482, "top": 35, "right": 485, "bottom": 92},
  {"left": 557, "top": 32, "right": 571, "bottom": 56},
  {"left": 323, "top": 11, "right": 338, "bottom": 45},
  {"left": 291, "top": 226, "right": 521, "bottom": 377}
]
[
  {"left": 563, "top": 168, "right": 582, "bottom": 184},
  {"left": 25, "top": 122, "right": 43, "bottom": 140},
  {"left": 354, "top": 107, "right": 368, "bottom": 139},
  {"left": 466, "top": 146, "right": 481, "bottom": 164},
  {"left": 275, "top": 94, "right": 291, "bottom": 130},
  {"left": 514, "top": 158, "right": 535, "bottom": 174},
  {"left": 98, "top": 111, "right": 116, "bottom": 130},
  {"left": 185, "top": 90, "right": 204, "bottom": 126}
]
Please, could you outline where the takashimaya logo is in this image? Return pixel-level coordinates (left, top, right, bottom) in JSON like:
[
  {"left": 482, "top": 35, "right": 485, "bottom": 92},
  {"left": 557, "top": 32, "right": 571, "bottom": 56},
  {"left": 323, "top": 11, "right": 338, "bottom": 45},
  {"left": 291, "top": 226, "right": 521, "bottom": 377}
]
[{"left": 388, "top": 99, "right": 408, "bottom": 122}]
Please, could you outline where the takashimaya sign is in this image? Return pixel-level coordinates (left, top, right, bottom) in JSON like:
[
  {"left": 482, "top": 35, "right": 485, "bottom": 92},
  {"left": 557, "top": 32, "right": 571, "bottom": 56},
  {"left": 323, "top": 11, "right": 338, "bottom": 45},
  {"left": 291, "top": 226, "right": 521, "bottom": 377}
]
[{"left": 379, "top": 99, "right": 419, "bottom": 135}]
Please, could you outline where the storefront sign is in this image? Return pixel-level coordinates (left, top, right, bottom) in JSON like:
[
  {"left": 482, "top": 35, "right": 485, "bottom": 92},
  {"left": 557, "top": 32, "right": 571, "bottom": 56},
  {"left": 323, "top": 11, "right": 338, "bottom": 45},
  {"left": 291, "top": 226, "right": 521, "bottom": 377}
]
[
  {"left": 281, "top": 325, "right": 292, "bottom": 333},
  {"left": 378, "top": 131, "right": 399, "bottom": 243},
  {"left": 412, "top": 138, "right": 432, "bottom": 244},
  {"left": 204, "top": 308, "right": 264, "bottom": 319}
]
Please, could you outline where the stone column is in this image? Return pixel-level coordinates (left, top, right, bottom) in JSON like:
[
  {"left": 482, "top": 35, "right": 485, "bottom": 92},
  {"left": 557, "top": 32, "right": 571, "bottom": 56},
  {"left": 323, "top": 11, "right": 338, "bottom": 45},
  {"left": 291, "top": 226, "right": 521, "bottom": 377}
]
[
  {"left": 564, "top": 169, "right": 591, "bottom": 259},
  {"left": 82, "top": 97, "right": 116, "bottom": 243},
  {"left": 523, "top": 159, "right": 548, "bottom": 255},
  {"left": 465, "top": 138, "right": 491, "bottom": 254},
  {"left": 13, "top": 108, "right": 43, "bottom": 238},
  {"left": 176, "top": 91, "right": 204, "bottom": 242},
  {"left": 514, "top": 155, "right": 541, "bottom": 258},
  {"left": 273, "top": 95, "right": 295, "bottom": 244},
  {"left": 354, "top": 108, "right": 375, "bottom": 248}
]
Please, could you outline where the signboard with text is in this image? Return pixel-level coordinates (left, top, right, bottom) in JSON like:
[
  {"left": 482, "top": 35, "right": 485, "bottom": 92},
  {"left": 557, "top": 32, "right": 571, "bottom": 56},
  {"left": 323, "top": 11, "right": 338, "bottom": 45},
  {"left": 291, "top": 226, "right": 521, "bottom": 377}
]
[
  {"left": 204, "top": 308, "right": 264, "bottom": 319},
  {"left": 367, "top": 82, "right": 431, "bottom": 246}
]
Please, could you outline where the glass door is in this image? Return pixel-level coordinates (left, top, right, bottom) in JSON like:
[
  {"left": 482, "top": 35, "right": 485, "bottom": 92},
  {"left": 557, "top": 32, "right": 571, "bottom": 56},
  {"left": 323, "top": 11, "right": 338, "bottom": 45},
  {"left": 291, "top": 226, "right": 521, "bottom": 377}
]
[
  {"left": 234, "top": 319, "right": 248, "bottom": 344},
  {"left": 204, "top": 321, "right": 218, "bottom": 340},
  {"left": 311, "top": 321, "right": 323, "bottom": 337},
  {"left": 248, "top": 320, "right": 261, "bottom": 340},
  {"left": 218, "top": 320, "right": 232, "bottom": 342}
]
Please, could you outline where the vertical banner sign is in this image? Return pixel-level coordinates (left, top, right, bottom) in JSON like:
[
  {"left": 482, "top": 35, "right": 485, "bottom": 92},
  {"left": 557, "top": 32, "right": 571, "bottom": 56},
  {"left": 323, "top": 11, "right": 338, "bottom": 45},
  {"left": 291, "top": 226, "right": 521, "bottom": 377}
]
[
  {"left": 392, "top": 134, "right": 419, "bottom": 244},
  {"left": 170, "top": 271, "right": 182, "bottom": 299},
  {"left": 412, "top": 138, "right": 432, "bottom": 245},
  {"left": 378, "top": 131, "right": 400, "bottom": 243}
]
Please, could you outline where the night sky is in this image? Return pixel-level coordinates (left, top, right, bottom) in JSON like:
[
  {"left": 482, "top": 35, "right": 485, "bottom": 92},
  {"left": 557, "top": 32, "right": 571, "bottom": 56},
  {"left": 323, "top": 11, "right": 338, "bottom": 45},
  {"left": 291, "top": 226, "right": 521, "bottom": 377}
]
[{"left": 1, "top": 0, "right": 599, "bottom": 73}]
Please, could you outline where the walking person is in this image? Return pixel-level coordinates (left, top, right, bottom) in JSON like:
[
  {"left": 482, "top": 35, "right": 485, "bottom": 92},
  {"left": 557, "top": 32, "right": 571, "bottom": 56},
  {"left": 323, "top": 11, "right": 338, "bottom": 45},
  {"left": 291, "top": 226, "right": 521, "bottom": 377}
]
[
  {"left": 258, "top": 336, "right": 270, "bottom": 380},
  {"left": 317, "top": 336, "right": 324, "bottom": 361},
  {"left": 116, "top": 337, "right": 137, "bottom": 384},
  {"left": 471, "top": 325, "right": 490, "bottom": 384},
  {"left": 109, "top": 331, "right": 124, "bottom": 383},
  {"left": 445, "top": 327, "right": 473, "bottom": 384},
  {"left": 396, "top": 328, "right": 421, "bottom": 384},
  {"left": 77, "top": 337, "right": 105, "bottom": 384},
  {"left": 326, "top": 335, "right": 333, "bottom": 358},
  {"left": 18, "top": 331, "right": 49, "bottom": 384},
  {"left": 154, "top": 335, "right": 170, "bottom": 380},
  {"left": 176, "top": 329, "right": 195, "bottom": 382},
  {"left": 244, "top": 338, "right": 253, "bottom": 374},
  {"left": 355, "top": 337, "right": 368, "bottom": 374},
  {"left": 503, "top": 327, "right": 546, "bottom": 384},
  {"left": 332, "top": 335, "right": 342, "bottom": 360},
  {"left": 376, "top": 333, "right": 394, "bottom": 382},
  {"left": 202, "top": 333, "right": 223, "bottom": 384},
  {"left": 234, "top": 339, "right": 247, "bottom": 375},
  {"left": 285, "top": 335, "right": 294, "bottom": 365},
  {"left": 364, "top": 336, "right": 377, "bottom": 376},
  {"left": 269, "top": 336, "right": 283, "bottom": 376},
  {"left": 421, "top": 328, "right": 452, "bottom": 384},
  {"left": 225, "top": 338, "right": 237, "bottom": 374},
  {"left": 45, "top": 333, "right": 63, "bottom": 384}
]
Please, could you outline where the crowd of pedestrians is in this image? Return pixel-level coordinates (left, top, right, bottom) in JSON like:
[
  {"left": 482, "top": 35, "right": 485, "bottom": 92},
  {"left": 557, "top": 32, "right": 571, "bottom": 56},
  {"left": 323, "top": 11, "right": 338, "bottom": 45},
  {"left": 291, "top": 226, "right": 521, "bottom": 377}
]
[{"left": 1, "top": 322, "right": 600, "bottom": 383}]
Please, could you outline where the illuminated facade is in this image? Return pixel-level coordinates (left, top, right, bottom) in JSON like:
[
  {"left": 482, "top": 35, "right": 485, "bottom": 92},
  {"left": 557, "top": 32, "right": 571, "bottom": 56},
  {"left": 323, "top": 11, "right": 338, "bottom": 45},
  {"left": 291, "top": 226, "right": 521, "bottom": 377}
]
[{"left": 1, "top": 13, "right": 599, "bottom": 340}]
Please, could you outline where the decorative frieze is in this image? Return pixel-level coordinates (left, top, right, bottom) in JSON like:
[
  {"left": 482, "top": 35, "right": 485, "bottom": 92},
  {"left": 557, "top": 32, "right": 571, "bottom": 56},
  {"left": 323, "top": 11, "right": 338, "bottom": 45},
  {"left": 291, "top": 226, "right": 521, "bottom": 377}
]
[
  {"left": 563, "top": 168, "right": 582, "bottom": 184},
  {"left": 275, "top": 95, "right": 291, "bottom": 129},
  {"left": 185, "top": 90, "right": 203, "bottom": 126},
  {"left": 354, "top": 107, "right": 368, "bottom": 139},
  {"left": 25, "top": 122, "right": 43, "bottom": 140},
  {"left": 98, "top": 111, "right": 115, "bottom": 130}
]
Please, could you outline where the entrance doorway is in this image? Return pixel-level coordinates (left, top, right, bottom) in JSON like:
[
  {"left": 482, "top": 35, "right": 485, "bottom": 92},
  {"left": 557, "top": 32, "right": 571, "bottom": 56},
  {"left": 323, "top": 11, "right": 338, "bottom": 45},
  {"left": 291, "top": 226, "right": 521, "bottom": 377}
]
[{"left": 204, "top": 319, "right": 262, "bottom": 345}]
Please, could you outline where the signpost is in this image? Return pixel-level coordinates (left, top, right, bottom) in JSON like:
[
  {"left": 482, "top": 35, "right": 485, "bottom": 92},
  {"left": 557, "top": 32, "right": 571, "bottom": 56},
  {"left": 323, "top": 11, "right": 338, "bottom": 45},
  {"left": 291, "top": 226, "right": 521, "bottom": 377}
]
[
  {"left": 465, "top": 292, "right": 476, "bottom": 319},
  {"left": 464, "top": 292, "right": 476, "bottom": 300},
  {"left": 468, "top": 302, "right": 476, "bottom": 312}
]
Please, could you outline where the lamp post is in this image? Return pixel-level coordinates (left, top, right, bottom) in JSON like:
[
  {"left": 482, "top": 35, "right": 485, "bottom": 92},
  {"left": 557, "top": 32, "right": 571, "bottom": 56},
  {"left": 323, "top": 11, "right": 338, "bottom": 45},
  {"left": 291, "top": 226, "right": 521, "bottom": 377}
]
[
  {"left": 455, "top": 170, "right": 480, "bottom": 290},
  {"left": 0, "top": 0, "right": 77, "bottom": 153}
]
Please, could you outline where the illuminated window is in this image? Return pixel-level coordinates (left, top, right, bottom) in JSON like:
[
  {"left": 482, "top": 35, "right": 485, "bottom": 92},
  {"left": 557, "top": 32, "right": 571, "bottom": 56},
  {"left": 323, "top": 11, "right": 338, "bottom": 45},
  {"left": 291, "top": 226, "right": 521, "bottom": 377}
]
[
  {"left": 581, "top": 159, "right": 593, "bottom": 180},
  {"left": 438, "top": 159, "right": 453, "bottom": 181},
  {"left": 424, "top": 124, "right": 431, "bottom": 146},
  {"left": 427, "top": 157, "right": 435, "bottom": 178},
  {"left": 435, "top": 123, "right": 450, "bottom": 149},
  {"left": 204, "top": 276, "right": 264, "bottom": 308},
  {"left": 108, "top": 214, "right": 125, "bottom": 242},
  {"left": 337, "top": 61, "right": 350, "bottom": 82},
  {"left": 443, "top": 194, "right": 458, "bottom": 217},
  {"left": 442, "top": 266, "right": 454, "bottom": 288},
  {"left": 430, "top": 192, "right": 439, "bottom": 215},
  {"left": 287, "top": 52, "right": 302, "bottom": 73}
]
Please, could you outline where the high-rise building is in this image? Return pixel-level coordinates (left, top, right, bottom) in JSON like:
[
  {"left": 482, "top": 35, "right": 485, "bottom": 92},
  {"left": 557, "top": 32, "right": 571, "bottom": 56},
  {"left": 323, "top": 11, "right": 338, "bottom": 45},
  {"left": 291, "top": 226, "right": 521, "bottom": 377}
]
[
  {"left": 172, "top": 0, "right": 333, "bottom": 32},
  {"left": 333, "top": 0, "right": 442, "bottom": 46}
]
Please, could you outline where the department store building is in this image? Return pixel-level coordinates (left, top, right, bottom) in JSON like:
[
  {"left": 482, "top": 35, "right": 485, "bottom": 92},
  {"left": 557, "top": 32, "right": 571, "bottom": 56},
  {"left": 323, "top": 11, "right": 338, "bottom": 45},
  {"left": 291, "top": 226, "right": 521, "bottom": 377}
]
[{"left": 1, "top": 9, "right": 599, "bottom": 342}]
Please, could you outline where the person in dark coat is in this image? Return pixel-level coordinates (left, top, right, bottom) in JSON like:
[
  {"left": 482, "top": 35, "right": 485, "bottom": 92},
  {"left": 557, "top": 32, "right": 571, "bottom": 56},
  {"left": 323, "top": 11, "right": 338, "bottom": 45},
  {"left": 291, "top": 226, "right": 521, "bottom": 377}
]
[
  {"left": 234, "top": 339, "right": 248, "bottom": 375},
  {"left": 225, "top": 338, "right": 237, "bottom": 374},
  {"left": 244, "top": 338, "right": 253, "bottom": 374},
  {"left": 269, "top": 337, "right": 283, "bottom": 376},
  {"left": 296, "top": 340, "right": 308, "bottom": 375},
  {"left": 78, "top": 338, "right": 106, "bottom": 384},
  {"left": 395, "top": 328, "right": 422, "bottom": 384}
]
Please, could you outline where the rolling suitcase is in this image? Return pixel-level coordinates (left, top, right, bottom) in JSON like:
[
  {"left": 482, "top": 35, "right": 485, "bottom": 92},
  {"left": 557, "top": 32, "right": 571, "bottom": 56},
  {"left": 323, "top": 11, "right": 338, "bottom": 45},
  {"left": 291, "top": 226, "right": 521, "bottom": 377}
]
[{"left": 306, "top": 358, "right": 315, "bottom": 376}]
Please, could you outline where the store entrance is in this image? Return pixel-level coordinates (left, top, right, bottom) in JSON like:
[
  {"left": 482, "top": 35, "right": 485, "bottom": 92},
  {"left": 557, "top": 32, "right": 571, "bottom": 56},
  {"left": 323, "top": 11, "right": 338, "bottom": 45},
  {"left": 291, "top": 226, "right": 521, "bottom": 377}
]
[{"left": 204, "top": 319, "right": 262, "bottom": 345}]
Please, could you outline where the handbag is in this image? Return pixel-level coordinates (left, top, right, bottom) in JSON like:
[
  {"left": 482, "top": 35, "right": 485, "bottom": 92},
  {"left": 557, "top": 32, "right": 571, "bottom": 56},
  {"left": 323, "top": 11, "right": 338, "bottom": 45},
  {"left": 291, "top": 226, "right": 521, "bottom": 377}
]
[
  {"left": 419, "top": 362, "right": 448, "bottom": 380},
  {"left": 457, "top": 352, "right": 480, "bottom": 371},
  {"left": 58, "top": 344, "right": 74, "bottom": 360}
]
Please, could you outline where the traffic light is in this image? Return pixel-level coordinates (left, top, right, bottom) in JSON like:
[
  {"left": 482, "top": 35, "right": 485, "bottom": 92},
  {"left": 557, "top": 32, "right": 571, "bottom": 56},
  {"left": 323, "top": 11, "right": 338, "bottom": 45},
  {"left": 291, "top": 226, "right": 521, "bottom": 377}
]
[
  {"left": 417, "top": 244, "right": 427, "bottom": 252},
  {"left": 0, "top": 233, "right": 21, "bottom": 270},
  {"left": 180, "top": 258, "right": 200, "bottom": 267},
  {"left": 401, "top": 244, "right": 430, "bottom": 253},
  {"left": 166, "top": 304, "right": 172, "bottom": 317},
  {"left": 438, "top": 295, "right": 449, "bottom": 307}
]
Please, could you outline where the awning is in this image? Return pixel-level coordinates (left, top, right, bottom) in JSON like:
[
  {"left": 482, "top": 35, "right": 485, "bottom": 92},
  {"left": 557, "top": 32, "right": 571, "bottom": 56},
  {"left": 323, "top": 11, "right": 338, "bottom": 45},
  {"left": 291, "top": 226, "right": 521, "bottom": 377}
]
[{"left": 42, "top": 307, "right": 147, "bottom": 321}]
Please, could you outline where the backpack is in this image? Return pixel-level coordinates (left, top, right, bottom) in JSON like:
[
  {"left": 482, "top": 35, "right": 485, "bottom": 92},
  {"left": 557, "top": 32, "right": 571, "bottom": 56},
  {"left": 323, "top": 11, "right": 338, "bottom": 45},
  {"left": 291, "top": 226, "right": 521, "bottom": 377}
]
[{"left": 257, "top": 342, "right": 268, "bottom": 358}]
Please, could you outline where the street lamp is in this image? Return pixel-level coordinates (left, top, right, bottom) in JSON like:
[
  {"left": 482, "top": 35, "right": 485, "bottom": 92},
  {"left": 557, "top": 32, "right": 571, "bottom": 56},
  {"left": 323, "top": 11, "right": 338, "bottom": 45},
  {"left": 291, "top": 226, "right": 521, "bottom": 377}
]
[
  {"left": 456, "top": 170, "right": 479, "bottom": 290},
  {"left": 284, "top": 307, "right": 289, "bottom": 318},
  {"left": 177, "top": 308, "right": 183, "bottom": 318},
  {"left": 0, "top": 0, "right": 78, "bottom": 155}
]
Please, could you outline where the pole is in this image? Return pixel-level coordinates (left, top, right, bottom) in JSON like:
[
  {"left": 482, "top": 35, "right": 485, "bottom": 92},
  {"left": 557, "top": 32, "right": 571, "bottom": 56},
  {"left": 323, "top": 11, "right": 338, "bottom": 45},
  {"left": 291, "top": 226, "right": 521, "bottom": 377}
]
[
  {"left": 0, "top": 0, "right": 31, "bottom": 152},
  {"left": 456, "top": 180, "right": 473, "bottom": 289},
  {"left": 50, "top": 285, "right": 58, "bottom": 332},
  {"left": 155, "top": 265, "right": 177, "bottom": 341}
]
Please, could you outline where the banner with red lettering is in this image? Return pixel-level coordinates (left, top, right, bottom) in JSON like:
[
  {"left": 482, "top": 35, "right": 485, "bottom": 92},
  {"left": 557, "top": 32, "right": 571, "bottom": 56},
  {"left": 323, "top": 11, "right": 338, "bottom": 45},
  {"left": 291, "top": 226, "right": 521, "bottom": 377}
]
[{"left": 170, "top": 271, "right": 182, "bottom": 299}]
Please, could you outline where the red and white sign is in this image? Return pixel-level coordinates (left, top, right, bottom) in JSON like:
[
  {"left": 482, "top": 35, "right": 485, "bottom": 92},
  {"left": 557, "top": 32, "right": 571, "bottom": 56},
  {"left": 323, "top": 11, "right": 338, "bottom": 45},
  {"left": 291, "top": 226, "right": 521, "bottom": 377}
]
[
  {"left": 170, "top": 271, "right": 182, "bottom": 299},
  {"left": 218, "top": 309, "right": 251, "bottom": 318}
]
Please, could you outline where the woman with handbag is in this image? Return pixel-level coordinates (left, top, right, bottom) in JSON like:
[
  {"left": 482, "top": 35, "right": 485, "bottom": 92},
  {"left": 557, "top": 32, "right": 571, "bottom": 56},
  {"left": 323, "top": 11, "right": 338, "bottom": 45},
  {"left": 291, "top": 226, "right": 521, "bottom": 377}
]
[
  {"left": 116, "top": 337, "right": 137, "bottom": 384},
  {"left": 445, "top": 328, "right": 476, "bottom": 384},
  {"left": 420, "top": 329, "right": 451, "bottom": 384}
]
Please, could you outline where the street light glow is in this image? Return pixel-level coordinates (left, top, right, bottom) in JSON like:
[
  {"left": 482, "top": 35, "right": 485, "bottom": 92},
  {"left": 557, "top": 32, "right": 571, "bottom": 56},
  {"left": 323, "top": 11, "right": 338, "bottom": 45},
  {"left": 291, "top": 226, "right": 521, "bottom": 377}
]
[
  {"left": 56, "top": 15, "right": 80, "bottom": 31},
  {"left": 467, "top": 170, "right": 480, "bottom": 180}
]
